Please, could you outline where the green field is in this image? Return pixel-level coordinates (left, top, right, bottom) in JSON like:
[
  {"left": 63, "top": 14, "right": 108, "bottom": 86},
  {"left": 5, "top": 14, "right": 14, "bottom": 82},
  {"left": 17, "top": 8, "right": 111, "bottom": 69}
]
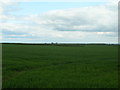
[{"left": 2, "top": 44, "right": 118, "bottom": 88}]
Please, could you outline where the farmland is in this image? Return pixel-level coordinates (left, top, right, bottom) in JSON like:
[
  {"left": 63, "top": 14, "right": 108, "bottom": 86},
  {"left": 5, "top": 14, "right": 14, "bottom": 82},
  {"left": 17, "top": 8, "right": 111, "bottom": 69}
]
[{"left": 2, "top": 44, "right": 118, "bottom": 88}]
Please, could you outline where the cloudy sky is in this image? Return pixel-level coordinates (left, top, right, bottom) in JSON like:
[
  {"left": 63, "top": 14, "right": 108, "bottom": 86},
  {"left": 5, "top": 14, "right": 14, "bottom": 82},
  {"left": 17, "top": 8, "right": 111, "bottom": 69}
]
[{"left": 0, "top": 0, "right": 118, "bottom": 43}]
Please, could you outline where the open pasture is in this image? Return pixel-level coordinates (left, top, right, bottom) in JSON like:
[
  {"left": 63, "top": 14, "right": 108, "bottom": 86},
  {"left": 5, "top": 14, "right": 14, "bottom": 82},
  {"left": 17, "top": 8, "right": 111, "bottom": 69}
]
[{"left": 2, "top": 44, "right": 118, "bottom": 88}]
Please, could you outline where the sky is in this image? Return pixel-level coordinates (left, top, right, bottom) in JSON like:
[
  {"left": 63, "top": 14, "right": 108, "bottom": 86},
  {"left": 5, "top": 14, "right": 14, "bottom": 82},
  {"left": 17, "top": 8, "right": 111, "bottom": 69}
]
[{"left": 0, "top": 0, "right": 118, "bottom": 43}]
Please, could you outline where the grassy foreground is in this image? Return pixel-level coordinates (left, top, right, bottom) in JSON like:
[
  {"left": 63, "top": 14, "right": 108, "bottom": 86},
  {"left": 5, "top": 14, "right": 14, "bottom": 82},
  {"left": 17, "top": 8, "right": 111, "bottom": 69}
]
[{"left": 2, "top": 44, "right": 118, "bottom": 88}]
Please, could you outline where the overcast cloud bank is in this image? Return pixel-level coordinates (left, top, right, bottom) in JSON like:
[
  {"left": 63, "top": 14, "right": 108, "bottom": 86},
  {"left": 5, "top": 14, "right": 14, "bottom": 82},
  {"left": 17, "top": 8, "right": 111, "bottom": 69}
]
[{"left": 0, "top": 0, "right": 118, "bottom": 43}]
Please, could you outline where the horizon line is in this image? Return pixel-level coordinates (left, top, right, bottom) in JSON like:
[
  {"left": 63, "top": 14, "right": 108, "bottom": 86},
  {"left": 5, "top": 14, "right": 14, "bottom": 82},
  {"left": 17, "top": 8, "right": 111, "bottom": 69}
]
[{"left": 1, "top": 42, "right": 119, "bottom": 45}]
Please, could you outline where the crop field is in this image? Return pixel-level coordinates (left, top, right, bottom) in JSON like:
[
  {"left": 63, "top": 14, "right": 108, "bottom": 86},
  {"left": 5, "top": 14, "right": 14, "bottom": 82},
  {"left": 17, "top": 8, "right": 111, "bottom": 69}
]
[{"left": 2, "top": 44, "right": 118, "bottom": 88}]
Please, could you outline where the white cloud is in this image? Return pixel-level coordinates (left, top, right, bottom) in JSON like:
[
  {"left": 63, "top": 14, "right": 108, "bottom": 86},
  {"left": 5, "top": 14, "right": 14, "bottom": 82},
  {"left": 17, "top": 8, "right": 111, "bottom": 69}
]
[
  {"left": 96, "top": 32, "right": 115, "bottom": 35},
  {"left": 0, "top": 0, "right": 13, "bottom": 6},
  {"left": 0, "top": 0, "right": 17, "bottom": 21},
  {"left": 1, "top": 2, "right": 118, "bottom": 43},
  {"left": 24, "top": 2, "right": 117, "bottom": 33}
]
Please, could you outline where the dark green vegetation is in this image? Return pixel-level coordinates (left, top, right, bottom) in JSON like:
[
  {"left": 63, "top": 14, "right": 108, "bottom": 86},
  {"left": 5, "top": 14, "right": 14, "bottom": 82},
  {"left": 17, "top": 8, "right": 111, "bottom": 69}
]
[{"left": 2, "top": 44, "right": 118, "bottom": 88}]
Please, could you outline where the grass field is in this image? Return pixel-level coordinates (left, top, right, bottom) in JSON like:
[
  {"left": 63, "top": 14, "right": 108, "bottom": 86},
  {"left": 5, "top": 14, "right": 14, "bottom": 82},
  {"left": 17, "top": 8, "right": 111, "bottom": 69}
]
[{"left": 2, "top": 44, "right": 118, "bottom": 88}]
